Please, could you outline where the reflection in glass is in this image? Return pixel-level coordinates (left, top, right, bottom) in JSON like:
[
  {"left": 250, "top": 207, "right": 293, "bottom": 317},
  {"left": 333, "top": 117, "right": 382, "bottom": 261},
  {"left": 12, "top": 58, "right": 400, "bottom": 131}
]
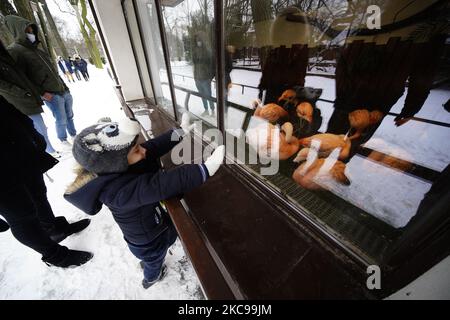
[
  {"left": 160, "top": 0, "right": 217, "bottom": 126},
  {"left": 223, "top": 0, "right": 450, "bottom": 261}
]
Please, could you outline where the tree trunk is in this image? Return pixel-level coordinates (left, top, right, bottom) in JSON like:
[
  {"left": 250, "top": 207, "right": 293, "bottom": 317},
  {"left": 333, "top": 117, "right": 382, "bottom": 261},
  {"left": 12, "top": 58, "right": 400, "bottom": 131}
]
[
  {"left": 13, "top": 0, "right": 35, "bottom": 21},
  {"left": 71, "top": 3, "right": 91, "bottom": 55},
  {"left": 0, "top": 3, "right": 16, "bottom": 46},
  {"left": 40, "top": 0, "right": 69, "bottom": 58},
  {"left": 71, "top": 0, "right": 103, "bottom": 68},
  {"left": 0, "top": 25, "right": 14, "bottom": 46},
  {"left": 80, "top": 0, "right": 102, "bottom": 68},
  {"left": 0, "top": 0, "right": 17, "bottom": 15},
  {"left": 33, "top": 0, "right": 56, "bottom": 61}
]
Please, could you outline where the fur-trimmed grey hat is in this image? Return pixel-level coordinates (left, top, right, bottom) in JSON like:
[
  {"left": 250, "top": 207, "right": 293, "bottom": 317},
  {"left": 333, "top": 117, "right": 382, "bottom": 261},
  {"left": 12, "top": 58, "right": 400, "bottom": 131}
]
[{"left": 72, "top": 117, "right": 141, "bottom": 174}]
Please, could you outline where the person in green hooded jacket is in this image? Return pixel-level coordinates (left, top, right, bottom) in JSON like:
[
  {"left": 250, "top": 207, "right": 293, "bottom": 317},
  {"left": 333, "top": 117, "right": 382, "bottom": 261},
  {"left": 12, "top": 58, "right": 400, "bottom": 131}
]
[
  {"left": 191, "top": 29, "right": 216, "bottom": 117},
  {"left": 0, "top": 34, "right": 59, "bottom": 157},
  {"left": 5, "top": 15, "right": 77, "bottom": 147}
]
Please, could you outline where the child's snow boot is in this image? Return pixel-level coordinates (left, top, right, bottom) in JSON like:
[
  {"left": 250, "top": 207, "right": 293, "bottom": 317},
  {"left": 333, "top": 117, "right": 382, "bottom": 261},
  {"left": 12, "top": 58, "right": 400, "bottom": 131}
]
[{"left": 142, "top": 264, "right": 167, "bottom": 289}]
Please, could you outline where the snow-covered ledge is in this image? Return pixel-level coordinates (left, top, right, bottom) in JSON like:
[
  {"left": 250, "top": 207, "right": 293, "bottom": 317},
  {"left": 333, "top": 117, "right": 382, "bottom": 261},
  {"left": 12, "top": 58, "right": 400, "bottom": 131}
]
[{"left": 90, "top": 0, "right": 144, "bottom": 102}]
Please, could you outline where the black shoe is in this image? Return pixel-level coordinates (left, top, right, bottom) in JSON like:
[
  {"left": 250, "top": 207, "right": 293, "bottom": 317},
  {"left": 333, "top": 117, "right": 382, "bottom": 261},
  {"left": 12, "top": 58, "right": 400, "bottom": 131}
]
[
  {"left": 0, "top": 218, "right": 9, "bottom": 232},
  {"left": 42, "top": 246, "right": 93, "bottom": 268},
  {"left": 142, "top": 264, "right": 167, "bottom": 289},
  {"left": 49, "top": 219, "right": 91, "bottom": 243}
]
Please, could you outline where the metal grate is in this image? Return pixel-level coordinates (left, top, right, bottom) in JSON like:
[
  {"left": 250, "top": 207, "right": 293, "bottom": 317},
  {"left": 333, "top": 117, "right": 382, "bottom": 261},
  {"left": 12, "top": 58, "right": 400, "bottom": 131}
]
[{"left": 246, "top": 163, "right": 397, "bottom": 261}]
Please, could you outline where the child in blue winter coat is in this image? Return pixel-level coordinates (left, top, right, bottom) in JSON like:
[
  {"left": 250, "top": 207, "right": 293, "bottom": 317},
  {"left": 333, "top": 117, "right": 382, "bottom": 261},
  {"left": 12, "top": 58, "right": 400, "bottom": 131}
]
[{"left": 64, "top": 114, "right": 224, "bottom": 288}]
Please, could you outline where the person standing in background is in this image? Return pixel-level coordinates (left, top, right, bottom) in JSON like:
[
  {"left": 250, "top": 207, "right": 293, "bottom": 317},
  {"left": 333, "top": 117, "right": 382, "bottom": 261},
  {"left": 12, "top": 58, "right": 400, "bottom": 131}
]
[
  {"left": 74, "top": 54, "right": 89, "bottom": 81},
  {"left": 0, "top": 39, "right": 60, "bottom": 158},
  {"left": 57, "top": 56, "right": 75, "bottom": 83},
  {"left": 5, "top": 15, "right": 78, "bottom": 148},
  {"left": 70, "top": 55, "right": 82, "bottom": 81},
  {"left": 191, "top": 30, "right": 215, "bottom": 117}
]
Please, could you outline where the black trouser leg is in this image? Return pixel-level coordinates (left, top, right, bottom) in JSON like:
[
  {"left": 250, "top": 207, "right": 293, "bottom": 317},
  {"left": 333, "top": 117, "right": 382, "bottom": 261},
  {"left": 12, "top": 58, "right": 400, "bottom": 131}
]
[
  {"left": 23, "top": 173, "right": 69, "bottom": 233},
  {"left": 0, "top": 183, "right": 60, "bottom": 258},
  {"left": 195, "top": 80, "right": 211, "bottom": 111},
  {"left": 23, "top": 173, "right": 56, "bottom": 225}
]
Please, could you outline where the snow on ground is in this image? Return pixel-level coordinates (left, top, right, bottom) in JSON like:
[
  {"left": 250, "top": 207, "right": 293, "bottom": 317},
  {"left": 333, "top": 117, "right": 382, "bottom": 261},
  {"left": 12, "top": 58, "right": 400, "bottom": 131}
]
[
  {"left": 0, "top": 66, "right": 203, "bottom": 300},
  {"left": 321, "top": 155, "right": 432, "bottom": 228}
]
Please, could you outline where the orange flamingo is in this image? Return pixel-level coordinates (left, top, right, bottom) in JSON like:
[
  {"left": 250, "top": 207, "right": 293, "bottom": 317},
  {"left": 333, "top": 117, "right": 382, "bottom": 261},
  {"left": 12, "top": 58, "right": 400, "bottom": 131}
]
[
  {"left": 294, "top": 133, "right": 351, "bottom": 162},
  {"left": 246, "top": 122, "right": 299, "bottom": 160},
  {"left": 348, "top": 109, "right": 384, "bottom": 140},
  {"left": 252, "top": 99, "right": 288, "bottom": 123},
  {"left": 292, "top": 158, "right": 350, "bottom": 190}
]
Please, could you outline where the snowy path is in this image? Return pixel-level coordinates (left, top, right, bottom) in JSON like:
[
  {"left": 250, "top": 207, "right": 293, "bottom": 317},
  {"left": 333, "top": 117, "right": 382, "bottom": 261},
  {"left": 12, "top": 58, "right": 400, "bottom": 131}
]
[{"left": 0, "top": 67, "right": 203, "bottom": 300}]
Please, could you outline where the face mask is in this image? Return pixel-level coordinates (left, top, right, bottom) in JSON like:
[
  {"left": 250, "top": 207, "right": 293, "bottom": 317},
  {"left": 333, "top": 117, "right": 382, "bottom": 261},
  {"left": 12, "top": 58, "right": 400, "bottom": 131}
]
[
  {"left": 197, "top": 41, "right": 202, "bottom": 47},
  {"left": 26, "top": 33, "right": 36, "bottom": 43}
]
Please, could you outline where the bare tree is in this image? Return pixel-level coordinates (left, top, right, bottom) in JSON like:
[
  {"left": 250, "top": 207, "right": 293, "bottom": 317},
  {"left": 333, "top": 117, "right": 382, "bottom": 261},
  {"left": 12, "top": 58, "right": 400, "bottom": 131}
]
[
  {"left": 67, "top": 0, "right": 103, "bottom": 68},
  {"left": 30, "top": 0, "right": 56, "bottom": 61},
  {"left": 0, "top": 2, "right": 17, "bottom": 46},
  {"left": 39, "top": 0, "right": 69, "bottom": 57},
  {"left": 13, "top": 0, "right": 34, "bottom": 21},
  {"left": 0, "top": 0, "right": 17, "bottom": 15},
  {"left": 225, "top": 0, "right": 252, "bottom": 45}
]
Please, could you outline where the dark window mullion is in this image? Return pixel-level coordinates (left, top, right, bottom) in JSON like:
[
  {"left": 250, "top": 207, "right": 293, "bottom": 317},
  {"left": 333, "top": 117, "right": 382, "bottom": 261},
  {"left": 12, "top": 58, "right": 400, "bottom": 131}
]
[
  {"left": 154, "top": 0, "right": 179, "bottom": 122},
  {"left": 214, "top": 0, "right": 226, "bottom": 140}
]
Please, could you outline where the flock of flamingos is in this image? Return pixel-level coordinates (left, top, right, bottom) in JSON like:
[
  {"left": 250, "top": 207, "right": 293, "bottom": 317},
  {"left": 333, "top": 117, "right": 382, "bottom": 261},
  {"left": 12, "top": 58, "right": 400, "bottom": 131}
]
[{"left": 246, "top": 87, "right": 384, "bottom": 191}]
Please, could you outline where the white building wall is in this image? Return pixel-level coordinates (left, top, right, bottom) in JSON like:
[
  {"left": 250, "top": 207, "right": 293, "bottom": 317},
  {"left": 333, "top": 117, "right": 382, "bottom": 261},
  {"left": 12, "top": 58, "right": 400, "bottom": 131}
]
[
  {"left": 387, "top": 255, "right": 450, "bottom": 300},
  {"left": 123, "top": 0, "right": 155, "bottom": 100},
  {"left": 91, "top": 0, "right": 144, "bottom": 101}
]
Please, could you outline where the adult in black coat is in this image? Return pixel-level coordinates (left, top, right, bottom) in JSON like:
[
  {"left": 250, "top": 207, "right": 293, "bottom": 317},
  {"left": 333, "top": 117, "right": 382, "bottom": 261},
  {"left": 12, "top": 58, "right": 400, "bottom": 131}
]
[{"left": 0, "top": 96, "right": 93, "bottom": 268}]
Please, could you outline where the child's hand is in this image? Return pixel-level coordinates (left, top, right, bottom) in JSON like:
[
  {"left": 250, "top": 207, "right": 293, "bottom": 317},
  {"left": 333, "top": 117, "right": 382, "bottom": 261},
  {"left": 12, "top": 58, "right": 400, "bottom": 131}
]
[
  {"left": 180, "top": 113, "right": 195, "bottom": 135},
  {"left": 204, "top": 145, "right": 225, "bottom": 176}
]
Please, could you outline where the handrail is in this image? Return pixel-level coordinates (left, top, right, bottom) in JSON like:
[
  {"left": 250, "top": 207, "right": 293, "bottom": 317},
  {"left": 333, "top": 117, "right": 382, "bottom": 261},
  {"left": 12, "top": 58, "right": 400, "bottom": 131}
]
[
  {"left": 163, "top": 71, "right": 450, "bottom": 129},
  {"left": 169, "top": 70, "right": 259, "bottom": 96}
]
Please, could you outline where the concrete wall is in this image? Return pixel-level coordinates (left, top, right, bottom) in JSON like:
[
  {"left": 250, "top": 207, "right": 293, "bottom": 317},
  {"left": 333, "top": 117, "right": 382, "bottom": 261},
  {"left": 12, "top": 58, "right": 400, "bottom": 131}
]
[{"left": 91, "top": 0, "right": 144, "bottom": 101}]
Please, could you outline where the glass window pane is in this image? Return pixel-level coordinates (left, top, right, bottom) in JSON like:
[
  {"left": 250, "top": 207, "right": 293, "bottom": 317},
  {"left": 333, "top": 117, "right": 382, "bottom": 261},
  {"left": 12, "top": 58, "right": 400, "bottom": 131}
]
[
  {"left": 160, "top": 0, "right": 217, "bottom": 127},
  {"left": 136, "top": 0, "right": 174, "bottom": 115},
  {"left": 223, "top": 0, "right": 450, "bottom": 261}
]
